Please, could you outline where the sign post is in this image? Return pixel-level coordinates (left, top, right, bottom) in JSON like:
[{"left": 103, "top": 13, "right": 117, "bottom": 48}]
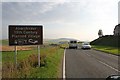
[
  {"left": 14, "top": 46, "right": 17, "bottom": 67},
  {"left": 38, "top": 45, "right": 40, "bottom": 67},
  {"left": 9, "top": 25, "right": 43, "bottom": 67}
]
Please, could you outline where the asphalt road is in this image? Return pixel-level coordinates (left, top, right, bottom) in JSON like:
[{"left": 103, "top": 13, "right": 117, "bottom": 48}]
[{"left": 65, "top": 48, "right": 119, "bottom": 78}]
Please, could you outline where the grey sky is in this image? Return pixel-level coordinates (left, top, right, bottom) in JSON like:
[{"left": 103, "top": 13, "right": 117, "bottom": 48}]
[
  {"left": 1, "top": 0, "right": 119, "bottom": 41},
  {"left": 118, "top": 1, "right": 120, "bottom": 24}
]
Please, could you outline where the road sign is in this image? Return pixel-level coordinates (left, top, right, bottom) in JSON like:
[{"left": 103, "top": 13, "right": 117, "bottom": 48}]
[{"left": 9, "top": 25, "right": 43, "bottom": 46}]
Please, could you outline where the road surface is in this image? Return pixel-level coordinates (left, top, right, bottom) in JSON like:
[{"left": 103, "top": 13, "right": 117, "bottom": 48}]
[{"left": 65, "top": 48, "right": 119, "bottom": 78}]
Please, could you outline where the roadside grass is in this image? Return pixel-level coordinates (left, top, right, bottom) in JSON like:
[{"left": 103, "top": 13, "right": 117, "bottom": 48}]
[
  {"left": 92, "top": 45, "right": 119, "bottom": 55},
  {"left": 2, "top": 46, "right": 64, "bottom": 78},
  {"left": 0, "top": 52, "right": 1, "bottom": 79},
  {"left": 0, "top": 52, "right": 1, "bottom": 62},
  {"left": 30, "top": 47, "right": 64, "bottom": 78},
  {"left": 2, "top": 49, "right": 37, "bottom": 63}
]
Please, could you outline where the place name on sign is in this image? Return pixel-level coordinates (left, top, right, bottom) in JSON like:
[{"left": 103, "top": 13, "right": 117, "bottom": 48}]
[{"left": 9, "top": 25, "right": 43, "bottom": 46}]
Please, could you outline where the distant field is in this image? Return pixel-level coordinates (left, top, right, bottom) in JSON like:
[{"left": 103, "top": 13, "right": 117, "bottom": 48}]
[
  {"left": 2, "top": 48, "right": 36, "bottom": 63},
  {"left": 2, "top": 45, "right": 64, "bottom": 78},
  {"left": 92, "top": 45, "right": 119, "bottom": 55},
  {"left": 0, "top": 39, "right": 39, "bottom": 52},
  {"left": 1, "top": 45, "right": 34, "bottom": 52},
  {"left": 1, "top": 39, "right": 8, "bottom": 45}
]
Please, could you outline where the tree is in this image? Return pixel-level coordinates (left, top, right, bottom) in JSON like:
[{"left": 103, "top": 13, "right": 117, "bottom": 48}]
[{"left": 98, "top": 29, "right": 103, "bottom": 37}]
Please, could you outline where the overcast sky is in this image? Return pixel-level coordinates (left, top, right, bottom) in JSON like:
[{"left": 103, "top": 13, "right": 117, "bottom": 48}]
[{"left": 1, "top": 0, "right": 119, "bottom": 41}]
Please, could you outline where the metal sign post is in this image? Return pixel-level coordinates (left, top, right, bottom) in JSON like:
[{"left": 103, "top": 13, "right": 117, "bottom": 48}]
[
  {"left": 14, "top": 46, "right": 17, "bottom": 67},
  {"left": 38, "top": 45, "right": 40, "bottom": 67}
]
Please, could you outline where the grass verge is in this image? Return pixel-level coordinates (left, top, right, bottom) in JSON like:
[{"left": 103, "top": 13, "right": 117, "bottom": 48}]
[
  {"left": 29, "top": 47, "right": 64, "bottom": 78},
  {"left": 2, "top": 46, "right": 64, "bottom": 78},
  {"left": 92, "top": 45, "right": 119, "bottom": 55}
]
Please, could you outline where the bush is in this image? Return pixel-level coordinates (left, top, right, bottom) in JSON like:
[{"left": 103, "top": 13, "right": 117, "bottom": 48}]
[
  {"left": 2, "top": 53, "right": 47, "bottom": 78},
  {"left": 28, "top": 54, "right": 38, "bottom": 67}
]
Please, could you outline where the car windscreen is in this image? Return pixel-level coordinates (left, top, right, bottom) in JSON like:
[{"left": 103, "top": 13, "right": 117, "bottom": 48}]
[{"left": 82, "top": 43, "right": 89, "bottom": 45}]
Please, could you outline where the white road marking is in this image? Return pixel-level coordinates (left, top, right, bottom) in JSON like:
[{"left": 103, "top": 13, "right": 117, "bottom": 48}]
[
  {"left": 86, "top": 53, "right": 120, "bottom": 72},
  {"left": 98, "top": 60, "right": 120, "bottom": 72},
  {"left": 63, "top": 49, "right": 66, "bottom": 79},
  {"left": 85, "top": 53, "right": 91, "bottom": 57}
]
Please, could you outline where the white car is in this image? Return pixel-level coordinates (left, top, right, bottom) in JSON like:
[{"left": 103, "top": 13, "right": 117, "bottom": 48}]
[
  {"left": 69, "top": 40, "right": 78, "bottom": 49},
  {"left": 81, "top": 42, "right": 91, "bottom": 49}
]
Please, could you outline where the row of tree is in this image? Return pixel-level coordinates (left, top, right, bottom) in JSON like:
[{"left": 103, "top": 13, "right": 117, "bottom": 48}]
[{"left": 98, "top": 24, "right": 120, "bottom": 37}]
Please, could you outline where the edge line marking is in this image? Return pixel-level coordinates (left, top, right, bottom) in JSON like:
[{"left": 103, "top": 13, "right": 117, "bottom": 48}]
[{"left": 63, "top": 49, "right": 66, "bottom": 79}]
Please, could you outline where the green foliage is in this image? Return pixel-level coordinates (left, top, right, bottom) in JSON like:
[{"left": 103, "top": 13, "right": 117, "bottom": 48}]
[
  {"left": 90, "top": 35, "right": 120, "bottom": 47},
  {"left": 2, "top": 46, "right": 64, "bottom": 78},
  {"left": 2, "top": 49, "right": 37, "bottom": 63},
  {"left": 30, "top": 48, "right": 64, "bottom": 78},
  {"left": 92, "top": 45, "right": 119, "bottom": 55},
  {"left": 98, "top": 29, "right": 103, "bottom": 37},
  {"left": 59, "top": 43, "right": 69, "bottom": 49}
]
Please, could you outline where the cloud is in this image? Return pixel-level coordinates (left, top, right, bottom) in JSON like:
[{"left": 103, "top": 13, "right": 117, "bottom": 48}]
[
  {"left": 2, "top": 0, "right": 119, "bottom": 24},
  {"left": 1, "top": 0, "right": 119, "bottom": 40},
  {"left": 1, "top": 0, "right": 67, "bottom": 3},
  {"left": 0, "top": 2, "right": 1, "bottom": 40},
  {"left": 2, "top": 2, "right": 67, "bottom": 22}
]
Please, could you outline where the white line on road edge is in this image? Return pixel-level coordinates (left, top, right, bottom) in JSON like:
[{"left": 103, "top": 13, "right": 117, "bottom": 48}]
[
  {"left": 98, "top": 60, "right": 120, "bottom": 72},
  {"left": 86, "top": 53, "right": 120, "bottom": 72},
  {"left": 63, "top": 49, "right": 66, "bottom": 80}
]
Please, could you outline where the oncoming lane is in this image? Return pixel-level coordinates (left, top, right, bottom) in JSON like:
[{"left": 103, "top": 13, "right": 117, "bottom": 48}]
[{"left": 65, "top": 49, "right": 119, "bottom": 78}]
